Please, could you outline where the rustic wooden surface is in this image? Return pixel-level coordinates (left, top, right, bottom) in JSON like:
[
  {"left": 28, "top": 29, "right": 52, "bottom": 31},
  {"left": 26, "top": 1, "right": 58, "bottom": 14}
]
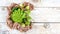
[{"left": 0, "top": 0, "right": 60, "bottom": 34}]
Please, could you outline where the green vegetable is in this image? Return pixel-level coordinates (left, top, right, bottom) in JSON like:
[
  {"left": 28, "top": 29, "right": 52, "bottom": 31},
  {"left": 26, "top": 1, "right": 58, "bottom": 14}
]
[
  {"left": 10, "top": 4, "right": 31, "bottom": 27},
  {"left": 11, "top": 9, "right": 22, "bottom": 23}
]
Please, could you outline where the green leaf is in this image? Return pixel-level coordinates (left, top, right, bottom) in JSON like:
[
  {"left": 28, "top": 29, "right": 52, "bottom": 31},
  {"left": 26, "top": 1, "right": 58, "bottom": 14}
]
[
  {"left": 25, "top": 21, "right": 30, "bottom": 26},
  {"left": 27, "top": 16, "right": 31, "bottom": 21}
]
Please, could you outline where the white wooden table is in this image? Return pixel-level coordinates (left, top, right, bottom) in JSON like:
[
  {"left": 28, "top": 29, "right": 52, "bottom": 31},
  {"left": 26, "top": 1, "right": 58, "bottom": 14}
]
[{"left": 0, "top": 0, "right": 60, "bottom": 34}]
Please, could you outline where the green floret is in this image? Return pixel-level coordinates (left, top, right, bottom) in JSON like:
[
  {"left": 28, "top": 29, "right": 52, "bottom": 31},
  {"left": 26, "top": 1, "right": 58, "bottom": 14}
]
[
  {"left": 10, "top": 4, "right": 31, "bottom": 27},
  {"left": 11, "top": 8, "right": 25, "bottom": 23}
]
